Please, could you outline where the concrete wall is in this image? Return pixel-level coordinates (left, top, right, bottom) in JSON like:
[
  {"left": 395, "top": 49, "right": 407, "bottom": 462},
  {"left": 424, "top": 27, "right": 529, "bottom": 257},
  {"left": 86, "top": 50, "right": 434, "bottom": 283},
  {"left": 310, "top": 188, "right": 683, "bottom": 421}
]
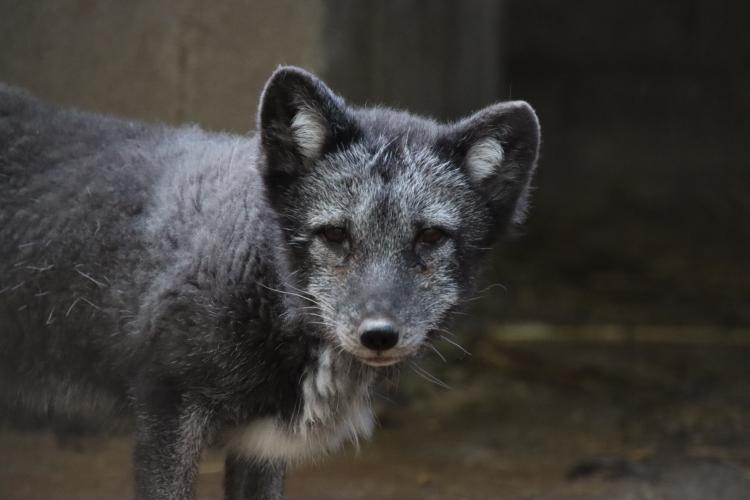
[
  {"left": 0, "top": 0, "right": 325, "bottom": 132},
  {"left": 0, "top": 0, "right": 501, "bottom": 128}
]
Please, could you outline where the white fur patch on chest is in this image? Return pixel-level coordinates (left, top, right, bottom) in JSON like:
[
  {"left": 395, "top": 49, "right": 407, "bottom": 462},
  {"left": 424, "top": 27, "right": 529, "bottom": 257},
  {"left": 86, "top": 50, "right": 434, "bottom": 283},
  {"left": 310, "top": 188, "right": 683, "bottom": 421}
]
[{"left": 229, "top": 346, "right": 375, "bottom": 463}]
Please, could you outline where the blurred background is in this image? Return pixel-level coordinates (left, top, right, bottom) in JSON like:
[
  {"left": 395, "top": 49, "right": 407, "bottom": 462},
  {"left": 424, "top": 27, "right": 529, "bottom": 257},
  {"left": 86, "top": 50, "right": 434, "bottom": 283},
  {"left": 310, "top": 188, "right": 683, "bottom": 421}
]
[{"left": 1, "top": 1, "right": 749, "bottom": 499}]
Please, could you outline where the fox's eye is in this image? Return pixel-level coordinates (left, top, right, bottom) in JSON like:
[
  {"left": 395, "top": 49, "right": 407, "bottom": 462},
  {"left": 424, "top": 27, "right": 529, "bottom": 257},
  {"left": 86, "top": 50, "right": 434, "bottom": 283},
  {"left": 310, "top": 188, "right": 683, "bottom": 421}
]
[
  {"left": 418, "top": 228, "right": 447, "bottom": 245},
  {"left": 321, "top": 226, "right": 347, "bottom": 244}
]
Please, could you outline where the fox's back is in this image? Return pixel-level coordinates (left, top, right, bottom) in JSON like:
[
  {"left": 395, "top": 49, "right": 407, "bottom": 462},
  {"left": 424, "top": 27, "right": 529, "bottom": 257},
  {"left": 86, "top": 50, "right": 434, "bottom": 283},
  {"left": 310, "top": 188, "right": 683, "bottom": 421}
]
[
  {"left": 0, "top": 85, "right": 274, "bottom": 425},
  {"left": 0, "top": 87, "right": 170, "bottom": 416}
]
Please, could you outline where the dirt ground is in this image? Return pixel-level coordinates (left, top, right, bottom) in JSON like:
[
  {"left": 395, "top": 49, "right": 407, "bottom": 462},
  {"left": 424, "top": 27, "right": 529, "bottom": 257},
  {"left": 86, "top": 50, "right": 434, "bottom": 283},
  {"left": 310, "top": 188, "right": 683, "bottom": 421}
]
[{"left": 2, "top": 324, "right": 750, "bottom": 500}]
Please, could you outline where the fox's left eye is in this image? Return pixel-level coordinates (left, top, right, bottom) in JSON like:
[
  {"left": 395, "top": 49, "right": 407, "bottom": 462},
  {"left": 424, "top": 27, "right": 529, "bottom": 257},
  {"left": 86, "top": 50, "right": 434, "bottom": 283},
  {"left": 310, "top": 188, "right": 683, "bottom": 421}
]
[
  {"left": 320, "top": 226, "right": 347, "bottom": 244},
  {"left": 417, "top": 228, "right": 448, "bottom": 245}
]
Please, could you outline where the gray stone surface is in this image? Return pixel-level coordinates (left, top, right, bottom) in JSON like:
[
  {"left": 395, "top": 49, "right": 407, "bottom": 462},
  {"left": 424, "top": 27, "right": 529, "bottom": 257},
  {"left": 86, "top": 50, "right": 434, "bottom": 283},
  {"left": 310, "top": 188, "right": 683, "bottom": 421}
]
[
  {"left": 0, "top": 0, "right": 498, "bottom": 126},
  {"left": 177, "top": 0, "right": 325, "bottom": 132},
  {"left": 0, "top": 1, "right": 187, "bottom": 123},
  {"left": 0, "top": 0, "right": 324, "bottom": 131}
]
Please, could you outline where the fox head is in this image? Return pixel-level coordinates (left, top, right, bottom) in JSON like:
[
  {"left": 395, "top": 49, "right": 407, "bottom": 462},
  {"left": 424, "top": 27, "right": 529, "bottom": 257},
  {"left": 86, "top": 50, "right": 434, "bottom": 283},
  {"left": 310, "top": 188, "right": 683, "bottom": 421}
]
[{"left": 258, "top": 66, "right": 540, "bottom": 367}]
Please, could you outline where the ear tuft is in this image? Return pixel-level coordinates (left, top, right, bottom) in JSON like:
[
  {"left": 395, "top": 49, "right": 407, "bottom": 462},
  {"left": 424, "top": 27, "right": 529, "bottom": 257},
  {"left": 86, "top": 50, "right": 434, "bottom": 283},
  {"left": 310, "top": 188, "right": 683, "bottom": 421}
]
[
  {"left": 290, "top": 108, "right": 326, "bottom": 160},
  {"left": 465, "top": 137, "right": 505, "bottom": 183}
]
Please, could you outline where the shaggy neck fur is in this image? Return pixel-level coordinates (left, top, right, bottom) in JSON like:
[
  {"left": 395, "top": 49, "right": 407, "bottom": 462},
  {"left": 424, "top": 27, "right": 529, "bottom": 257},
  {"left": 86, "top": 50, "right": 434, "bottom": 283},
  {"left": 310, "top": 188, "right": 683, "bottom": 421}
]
[{"left": 229, "top": 344, "right": 376, "bottom": 463}]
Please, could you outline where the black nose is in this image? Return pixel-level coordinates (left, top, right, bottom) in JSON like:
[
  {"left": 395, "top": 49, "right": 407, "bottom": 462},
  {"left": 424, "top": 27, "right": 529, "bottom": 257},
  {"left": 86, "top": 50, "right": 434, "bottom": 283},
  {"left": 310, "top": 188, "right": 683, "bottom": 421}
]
[{"left": 359, "top": 320, "right": 399, "bottom": 352}]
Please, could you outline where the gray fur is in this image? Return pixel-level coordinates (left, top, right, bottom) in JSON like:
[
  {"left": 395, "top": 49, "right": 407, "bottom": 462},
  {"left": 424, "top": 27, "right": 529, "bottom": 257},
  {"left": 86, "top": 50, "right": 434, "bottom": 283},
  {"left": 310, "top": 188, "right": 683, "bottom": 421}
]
[{"left": 0, "top": 67, "right": 540, "bottom": 499}]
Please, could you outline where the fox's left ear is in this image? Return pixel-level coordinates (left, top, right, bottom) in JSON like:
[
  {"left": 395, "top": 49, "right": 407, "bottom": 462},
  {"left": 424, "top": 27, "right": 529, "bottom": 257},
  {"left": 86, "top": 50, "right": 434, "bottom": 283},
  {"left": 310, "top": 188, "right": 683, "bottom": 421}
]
[
  {"left": 440, "top": 101, "right": 540, "bottom": 226},
  {"left": 258, "top": 66, "right": 356, "bottom": 177}
]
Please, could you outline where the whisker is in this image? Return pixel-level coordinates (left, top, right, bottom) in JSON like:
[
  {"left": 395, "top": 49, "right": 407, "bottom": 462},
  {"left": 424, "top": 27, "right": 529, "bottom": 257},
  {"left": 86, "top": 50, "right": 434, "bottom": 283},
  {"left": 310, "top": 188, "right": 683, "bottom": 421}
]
[
  {"left": 257, "top": 282, "right": 319, "bottom": 306},
  {"left": 426, "top": 343, "right": 447, "bottom": 363},
  {"left": 476, "top": 282, "right": 508, "bottom": 294},
  {"left": 305, "top": 313, "right": 336, "bottom": 325},
  {"left": 434, "top": 327, "right": 457, "bottom": 338},
  {"left": 409, "top": 362, "right": 451, "bottom": 390},
  {"left": 307, "top": 321, "right": 336, "bottom": 328},
  {"left": 373, "top": 390, "right": 397, "bottom": 404},
  {"left": 459, "top": 282, "right": 509, "bottom": 304},
  {"left": 439, "top": 335, "right": 471, "bottom": 356}
]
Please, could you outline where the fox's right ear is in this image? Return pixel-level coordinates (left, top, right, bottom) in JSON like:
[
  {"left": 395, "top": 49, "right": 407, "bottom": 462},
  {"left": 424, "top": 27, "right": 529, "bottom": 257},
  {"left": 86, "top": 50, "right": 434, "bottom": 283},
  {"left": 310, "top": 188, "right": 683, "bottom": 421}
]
[{"left": 258, "top": 66, "right": 356, "bottom": 177}]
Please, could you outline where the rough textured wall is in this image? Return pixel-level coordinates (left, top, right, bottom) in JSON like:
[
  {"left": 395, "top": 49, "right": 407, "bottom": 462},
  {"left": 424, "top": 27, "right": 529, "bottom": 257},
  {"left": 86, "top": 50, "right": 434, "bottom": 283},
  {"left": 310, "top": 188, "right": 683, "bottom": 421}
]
[{"left": 0, "top": 0, "right": 325, "bottom": 132}]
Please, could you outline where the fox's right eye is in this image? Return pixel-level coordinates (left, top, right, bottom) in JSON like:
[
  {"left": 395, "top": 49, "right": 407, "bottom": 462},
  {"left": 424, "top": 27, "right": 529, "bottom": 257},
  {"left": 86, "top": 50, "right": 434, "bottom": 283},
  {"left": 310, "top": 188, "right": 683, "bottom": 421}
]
[{"left": 320, "top": 226, "right": 347, "bottom": 244}]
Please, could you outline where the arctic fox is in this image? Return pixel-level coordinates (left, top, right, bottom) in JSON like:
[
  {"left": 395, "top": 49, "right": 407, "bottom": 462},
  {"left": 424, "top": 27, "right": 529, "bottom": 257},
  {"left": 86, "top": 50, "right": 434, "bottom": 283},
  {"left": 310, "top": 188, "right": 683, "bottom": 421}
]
[{"left": 0, "top": 67, "right": 540, "bottom": 499}]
